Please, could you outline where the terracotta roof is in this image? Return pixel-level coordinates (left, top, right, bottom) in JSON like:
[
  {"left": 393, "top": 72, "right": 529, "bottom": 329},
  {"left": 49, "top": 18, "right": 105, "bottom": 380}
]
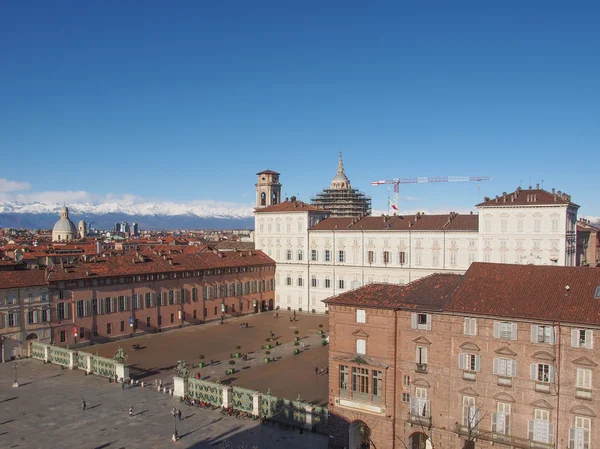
[
  {"left": 208, "top": 241, "right": 255, "bottom": 251},
  {"left": 255, "top": 200, "right": 322, "bottom": 213},
  {"left": 49, "top": 249, "right": 274, "bottom": 281},
  {"left": 324, "top": 274, "right": 462, "bottom": 310},
  {"left": 477, "top": 186, "right": 578, "bottom": 207},
  {"left": 257, "top": 170, "right": 280, "bottom": 175},
  {"left": 445, "top": 263, "right": 600, "bottom": 325},
  {"left": 310, "top": 213, "right": 478, "bottom": 232},
  {"left": 0, "top": 270, "right": 47, "bottom": 289}
]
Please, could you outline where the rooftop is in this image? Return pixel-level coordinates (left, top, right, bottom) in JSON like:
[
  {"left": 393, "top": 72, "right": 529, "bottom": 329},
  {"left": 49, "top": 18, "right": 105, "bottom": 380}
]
[
  {"left": 255, "top": 199, "right": 323, "bottom": 213},
  {"left": 310, "top": 212, "right": 478, "bottom": 231},
  {"left": 477, "top": 185, "right": 579, "bottom": 208}
]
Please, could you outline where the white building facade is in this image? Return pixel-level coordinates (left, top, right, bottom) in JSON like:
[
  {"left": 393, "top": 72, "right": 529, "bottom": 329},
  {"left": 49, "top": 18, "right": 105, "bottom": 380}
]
[{"left": 254, "top": 171, "right": 580, "bottom": 313}]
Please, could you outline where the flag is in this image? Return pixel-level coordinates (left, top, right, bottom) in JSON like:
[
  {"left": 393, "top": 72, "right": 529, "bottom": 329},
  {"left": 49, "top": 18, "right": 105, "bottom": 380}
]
[{"left": 388, "top": 198, "right": 398, "bottom": 211}]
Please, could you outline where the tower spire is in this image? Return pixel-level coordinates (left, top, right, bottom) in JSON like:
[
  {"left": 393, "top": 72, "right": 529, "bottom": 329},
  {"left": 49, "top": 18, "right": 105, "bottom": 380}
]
[{"left": 337, "top": 151, "right": 345, "bottom": 174}]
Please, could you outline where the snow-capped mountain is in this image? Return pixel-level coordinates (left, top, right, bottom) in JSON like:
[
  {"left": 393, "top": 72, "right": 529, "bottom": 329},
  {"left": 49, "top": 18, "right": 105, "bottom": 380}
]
[{"left": 0, "top": 201, "right": 255, "bottom": 230}]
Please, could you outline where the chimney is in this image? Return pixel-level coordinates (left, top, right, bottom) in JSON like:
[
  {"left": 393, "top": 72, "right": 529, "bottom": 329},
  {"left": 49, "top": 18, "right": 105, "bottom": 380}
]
[
  {"left": 536, "top": 183, "right": 540, "bottom": 189},
  {"left": 470, "top": 211, "right": 473, "bottom": 215},
  {"left": 552, "top": 188, "right": 555, "bottom": 194}
]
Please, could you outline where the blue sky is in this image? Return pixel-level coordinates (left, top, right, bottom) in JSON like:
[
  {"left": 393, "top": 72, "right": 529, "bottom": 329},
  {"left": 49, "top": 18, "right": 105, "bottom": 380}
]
[{"left": 1, "top": 1, "right": 599, "bottom": 217}]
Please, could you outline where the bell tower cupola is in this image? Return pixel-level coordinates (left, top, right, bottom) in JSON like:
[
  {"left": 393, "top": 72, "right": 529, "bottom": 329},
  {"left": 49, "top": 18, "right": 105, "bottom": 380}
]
[{"left": 255, "top": 170, "right": 281, "bottom": 208}]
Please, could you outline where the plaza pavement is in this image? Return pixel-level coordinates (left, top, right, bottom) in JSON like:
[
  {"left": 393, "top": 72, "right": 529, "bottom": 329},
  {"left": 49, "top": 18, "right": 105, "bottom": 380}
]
[
  {"left": 0, "top": 358, "right": 328, "bottom": 449},
  {"left": 91, "top": 311, "right": 330, "bottom": 405}
]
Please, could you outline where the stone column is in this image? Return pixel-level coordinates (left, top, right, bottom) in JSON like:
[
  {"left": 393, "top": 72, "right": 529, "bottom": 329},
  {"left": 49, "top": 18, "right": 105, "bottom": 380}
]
[
  {"left": 173, "top": 376, "right": 188, "bottom": 398},
  {"left": 43, "top": 345, "right": 50, "bottom": 363},
  {"left": 252, "top": 393, "right": 261, "bottom": 417},
  {"left": 85, "top": 355, "right": 92, "bottom": 374},
  {"left": 68, "top": 351, "right": 76, "bottom": 370},
  {"left": 115, "top": 363, "right": 129, "bottom": 382},
  {"left": 222, "top": 386, "right": 233, "bottom": 408},
  {"left": 304, "top": 405, "right": 314, "bottom": 430}
]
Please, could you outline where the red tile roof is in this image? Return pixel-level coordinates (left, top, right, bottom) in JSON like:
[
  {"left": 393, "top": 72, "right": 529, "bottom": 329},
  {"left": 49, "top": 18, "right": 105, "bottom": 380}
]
[
  {"left": 445, "top": 263, "right": 600, "bottom": 325},
  {"left": 0, "top": 270, "right": 47, "bottom": 289},
  {"left": 255, "top": 200, "right": 322, "bottom": 213},
  {"left": 49, "top": 249, "right": 274, "bottom": 281},
  {"left": 477, "top": 187, "right": 578, "bottom": 207},
  {"left": 325, "top": 274, "right": 462, "bottom": 310},
  {"left": 310, "top": 213, "right": 478, "bottom": 231}
]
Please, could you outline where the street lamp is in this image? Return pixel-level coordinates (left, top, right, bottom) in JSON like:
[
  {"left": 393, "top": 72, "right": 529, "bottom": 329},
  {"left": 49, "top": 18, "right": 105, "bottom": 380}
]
[{"left": 13, "top": 363, "right": 18, "bottom": 388}]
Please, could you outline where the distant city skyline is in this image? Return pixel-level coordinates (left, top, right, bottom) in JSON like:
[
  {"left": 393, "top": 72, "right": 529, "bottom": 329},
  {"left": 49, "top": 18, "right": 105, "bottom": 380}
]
[{"left": 1, "top": 1, "right": 598, "bottom": 218}]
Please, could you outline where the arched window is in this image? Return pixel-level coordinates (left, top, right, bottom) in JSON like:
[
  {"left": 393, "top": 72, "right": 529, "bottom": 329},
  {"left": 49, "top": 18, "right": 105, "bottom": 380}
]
[{"left": 261, "top": 192, "right": 266, "bottom": 206}]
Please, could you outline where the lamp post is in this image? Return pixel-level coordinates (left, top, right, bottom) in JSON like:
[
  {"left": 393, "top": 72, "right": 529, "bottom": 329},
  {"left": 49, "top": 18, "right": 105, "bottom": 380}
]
[
  {"left": 171, "top": 410, "right": 178, "bottom": 441},
  {"left": 13, "top": 363, "right": 18, "bottom": 388}
]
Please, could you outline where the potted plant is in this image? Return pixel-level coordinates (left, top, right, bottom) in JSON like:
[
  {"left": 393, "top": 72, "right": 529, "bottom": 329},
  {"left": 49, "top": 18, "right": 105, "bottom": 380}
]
[
  {"left": 265, "top": 350, "right": 271, "bottom": 355},
  {"left": 294, "top": 341, "right": 300, "bottom": 346},
  {"left": 294, "top": 348, "right": 300, "bottom": 355},
  {"left": 321, "top": 334, "right": 326, "bottom": 339},
  {"left": 266, "top": 344, "right": 272, "bottom": 350},
  {"left": 318, "top": 324, "right": 324, "bottom": 334},
  {"left": 199, "top": 355, "right": 205, "bottom": 368},
  {"left": 294, "top": 330, "right": 299, "bottom": 335}
]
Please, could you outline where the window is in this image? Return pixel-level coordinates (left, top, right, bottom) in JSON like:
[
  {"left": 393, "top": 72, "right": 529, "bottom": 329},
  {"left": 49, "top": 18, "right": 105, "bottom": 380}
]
[
  {"left": 372, "top": 371, "right": 383, "bottom": 399},
  {"left": 340, "top": 365, "right": 349, "bottom": 391},
  {"left": 531, "top": 325, "right": 555, "bottom": 344},
  {"left": 42, "top": 308, "right": 50, "bottom": 322},
  {"left": 352, "top": 367, "right": 369, "bottom": 396},
  {"left": 501, "top": 219, "right": 508, "bottom": 232},
  {"left": 411, "top": 387, "right": 429, "bottom": 417},
  {"left": 494, "top": 321, "right": 517, "bottom": 340},
  {"left": 356, "top": 309, "right": 366, "bottom": 323},
  {"left": 27, "top": 310, "right": 38, "bottom": 324},
  {"left": 119, "top": 296, "right": 126, "bottom": 311},
  {"left": 297, "top": 250, "right": 303, "bottom": 261},
  {"left": 286, "top": 276, "right": 292, "bottom": 286},
  {"left": 493, "top": 403, "right": 511, "bottom": 435},
  {"left": 576, "top": 368, "right": 592, "bottom": 390},
  {"left": 286, "top": 250, "right": 292, "bottom": 261},
  {"left": 356, "top": 339, "right": 366, "bottom": 355},
  {"left": 402, "top": 375, "right": 411, "bottom": 387},
  {"left": 462, "top": 396, "right": 479, "bottom": 429},
  {"left": 106, "top": 323, "right": 112, "bottom": 335},
  {"left": 450, "top": 252, "right": 457, "bottom": 267},
  {"left": 311, "top": 249, "right": 318, "bottom": 261},
  {"left": 531, "top": 363, "right": 553, "bottom": 383},
  {"left": 311, "top": 276, "right": 317, "bottom": 287},
  {"left": 570, "top": 417, "right": 591, "bottom": 449},
  {"left": 459, "top": 353, "right": 480, "bottom": 371},
  {"left": 92, "top": 325, "right": 98, "bottom": 337},
  {"left": 517, "top": 217, "right": 524, "bottom": 232},
  {"left": 325, "top": 278, "right": 331, "bottom": 288},
  {"left": 158, "top": 315, "right": 162, "bottom": 326},
  {"left": 416, "top": 346, "right": 428, "bottom": 365},
  {"left": 77, "top": 300, "right": 85, "bottom": 317},
  {"left": 529, "top": 409, "right": 553, "bottom": 444},
  {"left": 464, "top": 317, "right": 477, "bottom": 336},
  {"left": 415, "top": 251, "right": 422, "bottom": 265},
  {"left": 338, "top": 279, "right": 345, "bottom": 289},
  {"left": 60, "top": 330, "right": 66, "bottom": 342},
  {"left": 79, "top": 327, "right": 85, "bottom": 339},
  {"left": 493, "top": 358, "right": 516, "bottom": 377},
  {"left": 325, "top": 250, "right": 331, "bottom": 262},
  {"left": 296, "top": 276, "right": 303, "bottom": 287},
  {"left": 368, "top": 251, "right": 374, "bottom": 264},
  {"left": 192, "top": 288, "right": 198, "bottom": 302},
  {"left": 146, "top": 317, "right": 151, "bottom": 327},
  {"left": 383, "top": 251, "right": 390, "bottom": 264},
  {"left": 57, "top": 303, "right": 66, "bottom": 320},
  {"left": 411, "top": 313, "right": 431, "bottom": 331},
  {"left": 534, "top": 219, "right": 541, "bottom": 232},
  {"left": 170, "top": 313, "right": 174, "bottom": 324},
  {"left": 401, "top": 392, "right": 410, "bottom": 403},
  {"left": 571, "top": 329, "right": 593, "bottom": 349},
  {"left": 432, "top": 251, "right": 439, "bottom": 266},
  {"left": 119, "top": 321, "right": 124, "bottom": 332},
  {"left": 398, "top": 251, "right": 406, "bottom": 264}
]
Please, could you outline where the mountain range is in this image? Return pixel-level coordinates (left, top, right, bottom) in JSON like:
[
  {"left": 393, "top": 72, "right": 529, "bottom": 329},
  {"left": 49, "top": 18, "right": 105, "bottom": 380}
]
[{"left": 0, "top": 201, "right": 255, "bottom": 230}]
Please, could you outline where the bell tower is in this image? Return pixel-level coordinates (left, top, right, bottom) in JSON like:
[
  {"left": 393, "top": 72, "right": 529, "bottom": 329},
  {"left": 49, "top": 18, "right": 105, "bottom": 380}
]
[{"left": 255, "top": 170, "right": 281, "bottom": 208}]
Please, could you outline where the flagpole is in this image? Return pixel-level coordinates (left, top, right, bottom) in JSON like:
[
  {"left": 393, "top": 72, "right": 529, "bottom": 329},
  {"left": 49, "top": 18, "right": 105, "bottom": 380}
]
[{"left": 387, "top": 187, "right": 390, "bottom": 216}]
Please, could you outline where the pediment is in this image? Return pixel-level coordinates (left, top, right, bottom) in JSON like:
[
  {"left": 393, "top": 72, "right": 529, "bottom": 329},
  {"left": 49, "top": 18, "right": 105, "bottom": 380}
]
[
  {"left": 572, "top": 357, "right": 598, "bottom": 367},
  {"left": 531, "top": 351, "right": 555, "bottom": 362},
  {"left": 495, "top": 347, "right": 517, "bottom": 357},
  {"left": 530, "top": 399, "right": 553, "bottom": 410},
  {"left": 352, "top": 329, "right": 369, "bottom": 338},
  {"left": 493, "top": 393, "right": 515, "bottom": 403},
  {"left": 412, "top": 336, "right": 432, "bottom": 346},
  {"left": 458, "top": 387, "right": 478, "bottom": 397},
  {"left": 412, "top": 378, "right": 431, "bottom": 388},
  {"left": 331, "top": 354, "right": 389, "bottom": 369},
  {"left": 459, "top": 342, "right": 481, "bottom": 352},
  {"left": 571, "top": 406, "right": 596, "bottom": 417}
]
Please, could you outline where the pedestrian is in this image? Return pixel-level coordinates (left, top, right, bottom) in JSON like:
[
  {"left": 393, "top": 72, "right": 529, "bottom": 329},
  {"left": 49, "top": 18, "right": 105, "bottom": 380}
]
[
  {"left": 177, "top": 409, "right": 182, "bottom": 421},
  {"left": 293, "top": 310, "right": 296, "bottom": 321},
  {"left": 122, "top": 380, "right": 126, "bottom": 390},
  {"left": 220, "top": 315, "right": 224, "bottom": 324},
  {"left": 276, "top": 312, "right": 279, "bottom": 319},
  {"left": 270, "top": 330, "right": 274, "bottom": 339},
  {"left": 210, "top": 359, "right": 214, "bottom": 366},
  {"left": 82, "top": 399, "right": 86, "bottom": 411},
  {"left": 129, "top": 406, "right": 133, "bottom": 417},
  {"left": 172, "top": 407, "right": 177, "bottom": 417},
  {"left": 273, "top": 313, "right": 276, "bottom": 319},
  {"left": 315, "top": 367, "right": 318, "bottom": 375},
  {"left": 290, "top": 316, "right": 293, "bottom": 322}
]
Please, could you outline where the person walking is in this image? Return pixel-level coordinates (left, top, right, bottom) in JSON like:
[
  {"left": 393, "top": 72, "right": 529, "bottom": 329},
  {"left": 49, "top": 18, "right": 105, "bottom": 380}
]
[
  {"left": 82, "top": 399, "right": 86, "bottom": 411},
  {"left": 293, "top": 310, "right": 296, "bottom": 321},
  {"left": 129, "top": 406, "right": 133, "bottom": 417},
  {"left": 171, "top": 407, "right": 177, "bottom": 417},
  {"left": 315, "top": 366, "right": 319, "bottom": 375},
  {"left": 177, "top": 409, "right": 182, "bottom": 421}
]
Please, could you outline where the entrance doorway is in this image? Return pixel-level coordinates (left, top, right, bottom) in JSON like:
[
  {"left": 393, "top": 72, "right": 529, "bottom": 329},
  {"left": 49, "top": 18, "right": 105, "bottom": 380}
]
[
  {"left": 26, "top": 333, "right": 39, "bottom": 357},
  {"left": 409, "top": 432, "right": 432, "bottom": 449},
  {"left": 349, "top": 420, "right": 370, "bottom": 449},
  {"left": 268, "top": 299, "right": 274, "bottom": 311},
  {"left": 261, "top": 300, "right": 266, "bottom": 312}
]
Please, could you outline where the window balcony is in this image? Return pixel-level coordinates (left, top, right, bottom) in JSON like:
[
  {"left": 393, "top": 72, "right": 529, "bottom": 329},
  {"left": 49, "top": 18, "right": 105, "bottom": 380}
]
[
  {"left": 454, "top": 423, "right": 555, "bottom": 449},
  {"left": 576, "top": 388, "right": 592, "bottom": 400},
  {"left": 415, "top": 363, "right": 428, "bottom": 373},
  {"left": 409, "top": 398, "right": 431, "bottom": 428},
  {"left": 535, "top": 382, "right": 551, "bottom": 393},
  {"left": 462, "top": 370, "right": 477, "bottom": 381},
  {"left": 497, "top": 376, "right": 512, "bottom": 387}
]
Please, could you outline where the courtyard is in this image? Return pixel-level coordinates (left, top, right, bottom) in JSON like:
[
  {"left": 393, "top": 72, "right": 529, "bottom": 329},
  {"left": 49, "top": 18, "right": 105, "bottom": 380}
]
[
  {"left": 90, "top": 311, "right": 330, "bottom": 405},
  {"left": 0, "top": 359, "right": 328, "bottom": 449}
]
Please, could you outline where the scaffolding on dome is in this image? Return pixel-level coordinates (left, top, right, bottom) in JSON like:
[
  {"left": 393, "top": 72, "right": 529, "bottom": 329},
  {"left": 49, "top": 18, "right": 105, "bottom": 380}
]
[{"left": 311, "top": 188, "right": 371, "bottom": 218}]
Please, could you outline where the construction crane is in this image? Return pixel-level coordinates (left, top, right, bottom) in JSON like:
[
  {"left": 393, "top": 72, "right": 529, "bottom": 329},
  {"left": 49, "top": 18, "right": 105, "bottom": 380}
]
[{"left": 371, "top": 176, "right": 491, "bottom": 212}]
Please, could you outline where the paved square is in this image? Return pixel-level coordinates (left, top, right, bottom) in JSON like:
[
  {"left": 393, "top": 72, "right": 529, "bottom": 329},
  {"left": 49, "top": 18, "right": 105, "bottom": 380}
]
[
  {"left": 0, "top": 359, "right": 328, "bottom": 449},
  {"left": 91, "top": 311, "right": 330, "bottom": 405}
]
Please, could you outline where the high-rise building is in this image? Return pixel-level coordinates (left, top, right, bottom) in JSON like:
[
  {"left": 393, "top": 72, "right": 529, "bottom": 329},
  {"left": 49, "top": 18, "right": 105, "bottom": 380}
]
[{"left": 131, "top": 222, "right": 139, "bottom": 236}]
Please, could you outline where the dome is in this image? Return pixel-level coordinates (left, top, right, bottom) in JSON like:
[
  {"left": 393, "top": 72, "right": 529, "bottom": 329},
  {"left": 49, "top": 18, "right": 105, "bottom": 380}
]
[
  {"left": 330, "top": 152, "right": 351, "bottom": 189},
  {"left": 52, "top": 206, "right": 78, "bottom": 242},
  {"left": 53, "top": 218, "right": 77, "bottom": 233}
]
